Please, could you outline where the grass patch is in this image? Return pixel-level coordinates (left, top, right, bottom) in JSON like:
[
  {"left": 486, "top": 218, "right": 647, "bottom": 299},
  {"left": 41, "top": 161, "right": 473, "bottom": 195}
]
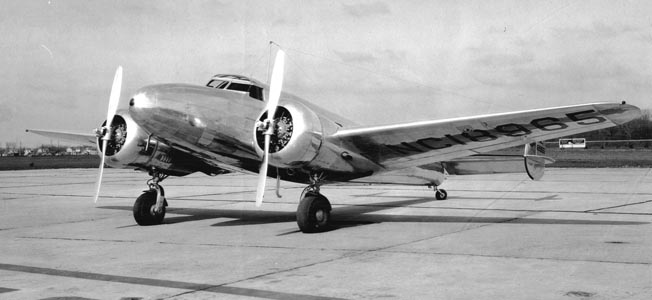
[
  {"left": 0, "top": 149, "right": 650, "bottom": 171},
  {"left": 0, "top": 156, "right": 100, "bottom": 170},
  {"left": 547, "top": 149, "right": 652, "bottom": 168}
]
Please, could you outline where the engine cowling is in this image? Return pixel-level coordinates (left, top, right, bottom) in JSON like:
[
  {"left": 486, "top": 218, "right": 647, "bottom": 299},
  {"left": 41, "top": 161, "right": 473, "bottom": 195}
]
[
  {"left": 97, "top": 113, "right": 202, "bottom": 176},
  {"left": 253, "top": 102, "right": 323, "bottom": 168}
]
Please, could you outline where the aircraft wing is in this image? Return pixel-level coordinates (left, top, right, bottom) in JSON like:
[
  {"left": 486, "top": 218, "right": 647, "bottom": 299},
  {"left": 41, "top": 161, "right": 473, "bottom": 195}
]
[
  {"left": 26, "top": 129, "right": 97, "bottom": 147},
  {"left": 330, "top": 102, "right": 640, "bottom": 170}
]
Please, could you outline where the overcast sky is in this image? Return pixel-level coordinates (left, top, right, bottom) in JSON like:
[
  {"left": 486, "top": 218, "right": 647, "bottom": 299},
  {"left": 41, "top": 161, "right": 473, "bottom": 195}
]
[{"left": 2, "top": 0, "right": 651, "bottom": 147}]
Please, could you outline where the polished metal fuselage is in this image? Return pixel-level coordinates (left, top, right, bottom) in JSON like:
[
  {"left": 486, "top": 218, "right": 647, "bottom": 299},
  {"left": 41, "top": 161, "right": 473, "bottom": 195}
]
[{"left": 128, "top": 83, "right": 384, "bottom": 183}]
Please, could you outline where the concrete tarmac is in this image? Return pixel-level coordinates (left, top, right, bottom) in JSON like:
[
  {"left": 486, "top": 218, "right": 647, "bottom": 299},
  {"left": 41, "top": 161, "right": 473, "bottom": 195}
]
[{"left": 0, "top": 168, "right": 651, "bottom": 299}]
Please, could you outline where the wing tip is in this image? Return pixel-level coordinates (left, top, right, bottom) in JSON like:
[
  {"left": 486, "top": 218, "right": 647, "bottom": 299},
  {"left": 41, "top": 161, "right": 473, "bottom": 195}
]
[{"left": 594, "top": 102, "right": 642, "bottom": 125}]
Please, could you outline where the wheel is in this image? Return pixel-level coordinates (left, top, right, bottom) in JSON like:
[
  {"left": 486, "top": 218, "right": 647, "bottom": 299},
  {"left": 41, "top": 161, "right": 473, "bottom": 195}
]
[
  {"left": 133, "top": 190, "right": 165, "bottom": 225},
  {"left": 435, "top": 189, "right": 448, "bottom": 200},
  {"left": 296, "top": 193, "right": 332, "bottom": 233}
]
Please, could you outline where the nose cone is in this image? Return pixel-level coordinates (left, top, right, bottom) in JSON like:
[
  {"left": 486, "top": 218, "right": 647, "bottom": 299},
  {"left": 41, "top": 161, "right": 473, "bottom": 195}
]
[
  {"left": 129, "top": 92, "right": 156, "bottom": 110},
  {"left": 128, "top": 84, "right": 190, "bottom": 128},
  {"left": 127, "top": 85, "right": 183, "bottom": 134},
  {"left": 127, "top": 84, "right": 233, "bottom": 143}
]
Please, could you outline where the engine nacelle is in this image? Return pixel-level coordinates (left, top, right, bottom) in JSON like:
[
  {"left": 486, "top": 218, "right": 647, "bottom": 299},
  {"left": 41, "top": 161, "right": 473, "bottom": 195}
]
[
  {"left": 253, "top": 102, "right": 323, "bottom": 168},
  {"left": 98, "top": 113, "right": 201, "bottom": 176}
]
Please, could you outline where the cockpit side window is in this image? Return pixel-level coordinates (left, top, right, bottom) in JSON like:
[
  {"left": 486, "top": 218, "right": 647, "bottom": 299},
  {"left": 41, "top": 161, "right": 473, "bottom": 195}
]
[{"left": 249, "top": 85, "right": 264, "bottom": 101}]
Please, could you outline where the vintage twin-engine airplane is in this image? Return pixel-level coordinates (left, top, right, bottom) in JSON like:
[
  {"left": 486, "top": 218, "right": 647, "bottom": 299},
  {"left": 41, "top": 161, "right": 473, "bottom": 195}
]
[{"left": 29, "top": 50, "right": 641, "bottom": 233}]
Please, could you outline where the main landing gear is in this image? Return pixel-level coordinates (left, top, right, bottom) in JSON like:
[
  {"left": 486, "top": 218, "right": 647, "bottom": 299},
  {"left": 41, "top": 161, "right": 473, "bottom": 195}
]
[
  {"left": 129, "top": 170, "right": 448, "bottom": 231},
  {"left": 294, "top": 175, "right": 450, "bottom": 233},
  {"left": 133, "top": 171, "right": 168, "bottom": 225},
  {"left": 296, "top": 173, "right": 332, "bottom": 233}
]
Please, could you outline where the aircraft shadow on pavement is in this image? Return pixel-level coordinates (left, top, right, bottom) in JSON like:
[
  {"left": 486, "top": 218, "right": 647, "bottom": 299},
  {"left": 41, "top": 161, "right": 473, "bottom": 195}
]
[
  {"left": 97, "top": 196, "right": 647, "bottom": 231},
  {"left": 351, "top": 193, "right": 563, "bottom": 201}
]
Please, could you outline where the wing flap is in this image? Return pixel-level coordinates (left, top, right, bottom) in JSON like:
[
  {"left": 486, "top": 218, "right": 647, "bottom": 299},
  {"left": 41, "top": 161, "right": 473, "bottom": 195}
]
[
  {"left": 440, "top": 155, "right": 526, "bottom": 175},
  {"left": 330, "top": 102, "right": 640, "bottom": 170}
]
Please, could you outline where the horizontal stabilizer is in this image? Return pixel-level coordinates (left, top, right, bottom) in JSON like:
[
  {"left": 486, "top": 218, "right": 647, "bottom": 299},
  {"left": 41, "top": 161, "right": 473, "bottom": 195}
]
[{"left": 26, "top": 129, "right": 97, "bottom": 146}]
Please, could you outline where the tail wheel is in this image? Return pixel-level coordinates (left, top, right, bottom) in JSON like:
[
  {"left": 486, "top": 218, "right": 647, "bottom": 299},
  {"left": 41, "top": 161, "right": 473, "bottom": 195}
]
[
  {"left": 435, "top": 189, "right": 448, "bottom": 200},
  {"left": 296, "top": 193, "right": 331, "bottom": 233},
  {"left": 133, "top": 190, "right": 165, "bottom": 225}
]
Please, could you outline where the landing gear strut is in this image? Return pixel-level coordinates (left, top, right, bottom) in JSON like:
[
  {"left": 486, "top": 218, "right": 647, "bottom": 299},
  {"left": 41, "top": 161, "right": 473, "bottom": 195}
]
[
  {"left": 133, "top": 171, "right": 168, "bottom": 225},
  {"left": 296, "top": 173, "right": 332, "bottom": 233}
]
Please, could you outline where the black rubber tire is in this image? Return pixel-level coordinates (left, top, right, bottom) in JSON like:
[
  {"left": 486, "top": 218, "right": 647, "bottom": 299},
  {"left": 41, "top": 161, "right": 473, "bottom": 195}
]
[
  {"left": 133, "top": 191, "right": 165, "bottom": 225},
  {"left": 435, "top": 189, "right": 448, "bottom": 200},
  {"left": 296, "top": 193, "right": 332, "bottom": 233}
]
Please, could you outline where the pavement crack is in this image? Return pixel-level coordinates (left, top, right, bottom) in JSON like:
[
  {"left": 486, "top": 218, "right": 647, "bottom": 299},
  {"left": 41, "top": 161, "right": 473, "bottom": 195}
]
[
  {"left": 380, "top": 250, "right": 652, "bottom": 266},
  {"left": 158, "top": 240, "right": 361, "bottom": 254},
  {"left": 17, "top": 236, "right": 137, "bottom": 243},
  {"left": 586, "top": 199, "right": 652, "bottom": 213}
]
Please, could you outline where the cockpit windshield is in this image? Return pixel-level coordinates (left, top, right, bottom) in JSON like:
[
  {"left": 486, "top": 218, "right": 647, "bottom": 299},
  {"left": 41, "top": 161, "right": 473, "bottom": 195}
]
[
  {"left": 206, "top": 74, "right": 265, "bottom": 101},
  {"left": 206, "top": 80, "right": 229, "bottom": 89},
  {"left": 226, "top": 82, "right": 251, "bottom": 92}
]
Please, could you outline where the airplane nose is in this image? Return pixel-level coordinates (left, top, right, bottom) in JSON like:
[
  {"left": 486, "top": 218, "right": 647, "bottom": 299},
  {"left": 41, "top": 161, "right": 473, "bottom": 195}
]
[
  {"left": 128, "top": 90, "right": 162, "bottom": 130},
  {"left": 128, "top": 85, "right": 191, "bottom": 133},
  {"left": 129, "top": 92, "right": 156, "bottom": 109}
]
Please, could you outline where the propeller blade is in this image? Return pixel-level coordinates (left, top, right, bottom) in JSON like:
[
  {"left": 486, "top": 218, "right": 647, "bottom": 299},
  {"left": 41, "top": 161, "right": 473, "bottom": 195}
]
[
  {"left": 265, "top": 49, "right": 285, "bottom": 125},
  {"left": 255, "top": 134, "right": 271, "bottom": 207},
  {"left": 105, "top": 66, "right": 123, "bottom": 130},
  {"left": 94, "top": 66, "right": 123, "bottom": 204},
  {"left": 93, "top": 139, "right": 108, "bottom": 203},
  {"left": 255, "top": 50, "right": 285, "bottom": 207}
]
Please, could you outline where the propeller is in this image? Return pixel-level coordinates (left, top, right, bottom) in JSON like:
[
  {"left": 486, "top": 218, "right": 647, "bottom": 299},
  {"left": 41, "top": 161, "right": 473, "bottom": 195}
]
[
  {"left": 255, "top": 49, "right": 285, "bottom": 207},
  {"left": 94, "top": 66, "right": 123, "bottom": 203}
]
